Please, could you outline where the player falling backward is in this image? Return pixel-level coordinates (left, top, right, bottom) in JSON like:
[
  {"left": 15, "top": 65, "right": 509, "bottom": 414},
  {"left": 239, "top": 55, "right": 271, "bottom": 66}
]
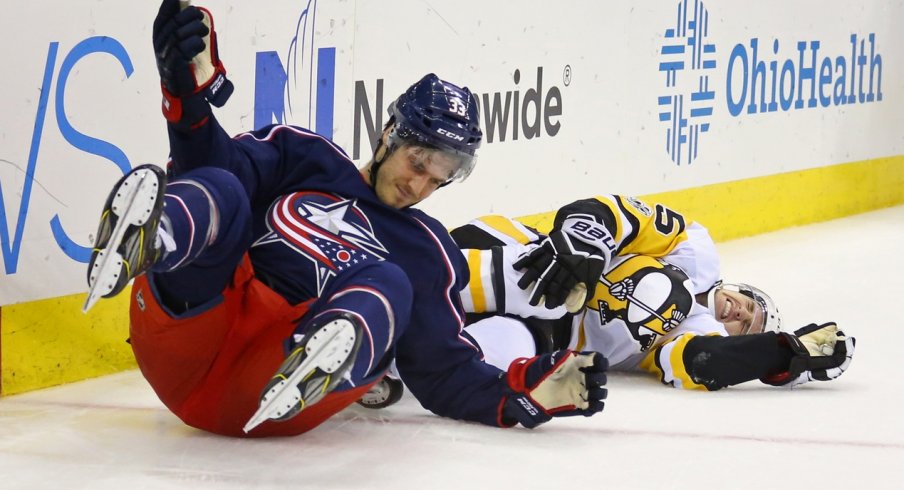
[
  {"left": 81, "top": 0, "right": 607, "bottom": 437},
  {"left": 359, "top": 195, "right": 855, "bottom": 408}
]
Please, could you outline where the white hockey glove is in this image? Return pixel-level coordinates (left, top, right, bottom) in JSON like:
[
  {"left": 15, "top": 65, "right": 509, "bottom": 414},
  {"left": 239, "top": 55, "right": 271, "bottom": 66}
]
[
  {"left": 513, "top": 214, "right": 612, "bottom": 311},
  {"left": 762, "top": 322, "right": 855, "bottom": 388},
  {"left": 501, "top": 350, "right": 608, "bottom": 429}
]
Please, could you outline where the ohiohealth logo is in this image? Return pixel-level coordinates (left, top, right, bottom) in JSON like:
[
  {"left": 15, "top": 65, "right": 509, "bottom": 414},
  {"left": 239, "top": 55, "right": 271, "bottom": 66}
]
[
  {"left": 657, "top": 0, "right": 717, "bottom": 166},
  {"left": 656, "top": 2, "right": 885, "bottom": 166}
]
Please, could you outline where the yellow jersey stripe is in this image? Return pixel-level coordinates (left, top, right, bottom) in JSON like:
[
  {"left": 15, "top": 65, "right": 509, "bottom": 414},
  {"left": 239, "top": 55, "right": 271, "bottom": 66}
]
[
  {"left": 467, "top": 248, "right": 487, "bottom": 312},
  {"left": 479, "top": 215, "right": 533, "bottom": 244},
  {"left": 667, "top": 334, "right": 706, "bottom": 390},
  {"left": 575, "top": 318, "right": 587, "bottom": 351}
]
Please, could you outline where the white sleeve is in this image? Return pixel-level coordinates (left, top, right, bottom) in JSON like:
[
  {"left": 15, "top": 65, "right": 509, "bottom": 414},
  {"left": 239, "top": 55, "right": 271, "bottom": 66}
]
[
  {"left": 464, "top": 316, "right": 538, "bottom": 370},
  {"left": 460, "top": 243, "right": 567, "bottom": 320},
  {"left": 660, "top": 221, "right": 721, "bottom": 294}
]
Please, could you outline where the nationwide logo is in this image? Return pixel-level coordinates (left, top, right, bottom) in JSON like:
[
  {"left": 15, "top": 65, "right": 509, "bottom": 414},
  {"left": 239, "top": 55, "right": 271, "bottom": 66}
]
[
  {"left": 657, "top": 0, "right": 717, "bottom": 166},
  {"left": 252, "top": 2, "right": 570, "bottom": 162},
  {"left": 657, "top": 0, "right": 884, "bottom": 166},
  {"left": 350, "top": 66, "right": 567, "bottom": 160}
]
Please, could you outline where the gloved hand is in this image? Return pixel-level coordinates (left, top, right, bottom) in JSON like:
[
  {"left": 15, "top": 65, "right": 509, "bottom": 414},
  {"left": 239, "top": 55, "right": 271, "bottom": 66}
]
[
  {"left": 762, "top": 322, "right": 855, "bottom": 387},
  {"left": 513, "top": 214, "right": 610, "bottom": 310},
  {"left": 152, "top": 0, "right": 234, "bottom": 129},
  {"left": 501, "top": 350, "right": 608, "bottom": 428}
]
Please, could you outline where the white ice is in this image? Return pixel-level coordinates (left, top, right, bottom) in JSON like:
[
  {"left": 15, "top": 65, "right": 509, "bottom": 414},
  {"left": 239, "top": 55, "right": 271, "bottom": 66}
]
[{"left": 1, "top": 205, "right": 902, "bottom": 490}]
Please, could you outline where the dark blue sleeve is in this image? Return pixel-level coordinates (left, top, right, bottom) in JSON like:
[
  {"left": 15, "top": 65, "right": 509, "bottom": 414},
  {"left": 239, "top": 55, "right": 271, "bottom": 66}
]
[
  {"left": 393, "top": 215, "right": 513, "bottom": 427},
  {"left": 166, "top": 117, "right": 357, "bottom": 208}
]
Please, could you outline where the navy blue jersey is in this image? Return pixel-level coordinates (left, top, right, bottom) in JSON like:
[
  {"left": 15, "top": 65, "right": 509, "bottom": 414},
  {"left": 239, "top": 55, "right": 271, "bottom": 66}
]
[{"left": 166, "top": 119, "right": 509, "bottom": 426}]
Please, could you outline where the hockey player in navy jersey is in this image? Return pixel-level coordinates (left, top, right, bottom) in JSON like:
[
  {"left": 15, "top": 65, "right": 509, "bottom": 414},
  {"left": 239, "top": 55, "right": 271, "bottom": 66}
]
[{"left": 82, "top": 0, "right": 606, "bottom": 437}]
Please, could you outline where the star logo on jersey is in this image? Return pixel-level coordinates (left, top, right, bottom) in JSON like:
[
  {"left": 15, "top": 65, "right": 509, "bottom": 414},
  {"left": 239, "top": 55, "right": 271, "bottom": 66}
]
[{"left": 253, "top": 191, "right": 388, "bottom": 295}]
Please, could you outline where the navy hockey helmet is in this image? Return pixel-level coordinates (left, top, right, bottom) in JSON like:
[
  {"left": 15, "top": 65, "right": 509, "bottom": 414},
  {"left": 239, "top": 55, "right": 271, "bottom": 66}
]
[
  {"left": 386, "top": 73, "right": 483, "bottom": 183},
  {"left": 707, "top": 281, "right": 783, "bottom": 334}
]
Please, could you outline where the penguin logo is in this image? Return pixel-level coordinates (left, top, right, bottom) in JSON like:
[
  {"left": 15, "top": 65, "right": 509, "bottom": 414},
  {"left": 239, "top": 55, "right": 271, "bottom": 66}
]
[{"left": 594, "top": 256, "right": 694, "bottom": 351}]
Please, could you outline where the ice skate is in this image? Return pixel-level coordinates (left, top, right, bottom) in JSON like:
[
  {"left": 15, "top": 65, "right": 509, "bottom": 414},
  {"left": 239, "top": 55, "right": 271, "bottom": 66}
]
[
  {"left": 83, "top": 164, "right": 167, "bottom": 313},
  {"left": 244, "top": 314, "right": 363, "bottom": 433},
  {"left": 356, "top": 374, "right": 404, "bottom": 409}
]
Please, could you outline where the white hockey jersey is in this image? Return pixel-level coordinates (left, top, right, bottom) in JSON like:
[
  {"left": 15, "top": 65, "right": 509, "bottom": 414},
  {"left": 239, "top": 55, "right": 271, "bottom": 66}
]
[{"left": 456, "top": 195, "right": 730, "bottom": 390}]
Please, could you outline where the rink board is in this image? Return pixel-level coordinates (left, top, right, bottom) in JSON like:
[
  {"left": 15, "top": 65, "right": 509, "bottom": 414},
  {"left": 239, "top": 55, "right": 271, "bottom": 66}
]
[
  {"left": 4, "top": 0, "right": 903, "bottom": 305},
  {"left": 2, "top": 0, "right": 903, "bottom": 394},
  {"left": 2, "top": 155, "right": 901, "bottom": 395}
]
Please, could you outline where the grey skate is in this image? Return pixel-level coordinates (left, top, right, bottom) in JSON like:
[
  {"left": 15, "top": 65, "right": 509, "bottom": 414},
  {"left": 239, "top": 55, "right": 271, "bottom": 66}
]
[
  {"left": 244, "top": 314, "right": 363, "bottom": 433},
  {"left": 83, "top": 164, "right": 167, "bottom": 313}
]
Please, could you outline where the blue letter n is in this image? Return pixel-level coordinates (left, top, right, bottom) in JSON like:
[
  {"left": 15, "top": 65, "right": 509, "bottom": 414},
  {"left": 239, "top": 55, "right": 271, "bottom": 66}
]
[{"left": 254, "top": 51, "right": 288, "bottom": 129}]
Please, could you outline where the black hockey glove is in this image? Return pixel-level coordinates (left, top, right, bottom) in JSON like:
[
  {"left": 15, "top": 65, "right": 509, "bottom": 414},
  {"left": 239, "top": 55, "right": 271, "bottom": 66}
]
[
  {"left": 153, "top": 0, "right": 234, "bottom": 130},
  {"left": 501, "top": 350, "right": 608, "bottom": 429},
  {"left": 513, "top": 214, "right": 610, "bottom": 310},
  {"left": 762, "top": 322, "right": 855, "bottom": 388}
]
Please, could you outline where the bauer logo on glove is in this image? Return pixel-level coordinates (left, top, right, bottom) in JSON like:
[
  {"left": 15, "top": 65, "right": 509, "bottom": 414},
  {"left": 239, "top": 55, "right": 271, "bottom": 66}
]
[{"left": 514, "top": 214, "right": 611, "bottom": 310}]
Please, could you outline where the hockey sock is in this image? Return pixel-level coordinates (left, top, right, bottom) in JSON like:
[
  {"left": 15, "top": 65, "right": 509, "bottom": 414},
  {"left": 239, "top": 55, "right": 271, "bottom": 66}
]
[
  {"left": 300, "top": 262, "right": 413, "bottom": 382},
  {"left": 153, "top": 167, "right": 251, "bottom": 270},
  {"left": 154, "top": 179, "right": 218, "bottom": 272},
  {"left": 150, "top": 167, "right": 252, "bottom": 308}
]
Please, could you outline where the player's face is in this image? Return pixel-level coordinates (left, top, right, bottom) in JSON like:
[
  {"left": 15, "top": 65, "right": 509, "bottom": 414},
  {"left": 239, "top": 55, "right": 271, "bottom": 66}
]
[
  {"left": 712, "top": 289, "right": 765, "bottom": 336},
  {"left": 374, "top": 146, "right": 456, "bottom": 209}
]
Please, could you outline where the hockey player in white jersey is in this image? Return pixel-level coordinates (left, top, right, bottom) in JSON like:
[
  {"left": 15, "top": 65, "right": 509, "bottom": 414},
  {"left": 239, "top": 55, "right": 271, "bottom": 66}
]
[
  {"left": 453, "top": 194, "right": 855, "bottom": 391},
  {"left": 358, "top": 194, "right": 855, "bottom": 407}
]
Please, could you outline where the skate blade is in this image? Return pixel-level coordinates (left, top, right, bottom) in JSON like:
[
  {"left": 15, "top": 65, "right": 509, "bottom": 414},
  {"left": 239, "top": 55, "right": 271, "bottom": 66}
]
[
  {"left": 83, "top": 169, "right": 161, "bottom": 313},
  {"left": 243, "top": 319, "right": 357, "bottom": 433},
  {"left": 83, "top": 247, "right": 126, "bottom": 313}
]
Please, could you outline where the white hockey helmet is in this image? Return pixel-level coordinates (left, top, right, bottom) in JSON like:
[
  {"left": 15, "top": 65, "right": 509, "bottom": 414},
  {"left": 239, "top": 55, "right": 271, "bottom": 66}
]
[{"left": 706, "top": 281, "right": 783, "bottom": 334}]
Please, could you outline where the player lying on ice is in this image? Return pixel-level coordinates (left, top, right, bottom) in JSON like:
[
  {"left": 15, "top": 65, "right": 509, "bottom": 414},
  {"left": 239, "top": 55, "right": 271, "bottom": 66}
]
[
  {"left": 81, "top": 0, "right": 607, "bottom": 437},
  {"left": 358, "top": 195, "right": 855, "bottom": 407},
  {"left": 457, "top": 195, "right": 856, "bottom": 390}
]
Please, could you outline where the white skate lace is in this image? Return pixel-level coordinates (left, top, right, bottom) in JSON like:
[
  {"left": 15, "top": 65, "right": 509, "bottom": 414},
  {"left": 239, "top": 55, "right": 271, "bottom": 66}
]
[{"left": 155, "top": 218, "right": 177, "bottom": 254}]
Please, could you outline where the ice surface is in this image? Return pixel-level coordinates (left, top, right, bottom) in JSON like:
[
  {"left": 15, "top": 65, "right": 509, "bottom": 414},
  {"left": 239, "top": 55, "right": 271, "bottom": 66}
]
[{"left": 2, "top": 206, "right": 902, "bottom": 490}]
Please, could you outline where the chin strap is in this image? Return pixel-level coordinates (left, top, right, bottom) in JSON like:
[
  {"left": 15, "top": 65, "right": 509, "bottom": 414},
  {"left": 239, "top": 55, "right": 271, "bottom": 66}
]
[{"left": 368, "top": 136, "right": 391, "bottom": 189}]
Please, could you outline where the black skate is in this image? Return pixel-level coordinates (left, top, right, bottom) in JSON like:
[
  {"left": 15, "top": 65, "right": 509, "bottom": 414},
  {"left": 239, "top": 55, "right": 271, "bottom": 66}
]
[
  {"left": 356, "top": 374, "right": 404, "bottom": 409},
  {"left": 243, "top": 313, "right": 363, "bottom": 433},
  {"left": 83, "top": 164, "right": 167, "bottom": 313}
]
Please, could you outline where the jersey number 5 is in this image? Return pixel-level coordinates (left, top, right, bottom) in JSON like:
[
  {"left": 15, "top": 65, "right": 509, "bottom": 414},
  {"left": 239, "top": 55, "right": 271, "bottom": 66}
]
[{"left": 654, "top": 204, "right": 686, "bottom": 236}]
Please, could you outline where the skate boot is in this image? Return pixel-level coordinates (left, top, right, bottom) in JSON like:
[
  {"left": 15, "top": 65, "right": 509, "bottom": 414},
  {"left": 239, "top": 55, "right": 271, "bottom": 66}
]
[
  {"left": 83, "top": 164, "right": 167, "bottom": 313},
  {"left": 356, "top": 374, "right": 404, "bottom": 409},
  {"left": 244, "top": 313, "right": 364, "bottom": 433}
]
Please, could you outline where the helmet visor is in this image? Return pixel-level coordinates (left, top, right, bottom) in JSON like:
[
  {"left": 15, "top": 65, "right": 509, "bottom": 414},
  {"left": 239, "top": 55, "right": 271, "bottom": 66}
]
[
  {"left": 708, "top": 282, "right": 783, "bottom": 334},
  {"left": 389, "top": 127, "right": 477, "bottom": 183},
  {"left": 735, "top": 283, "right": 782, "bottom": 333}
]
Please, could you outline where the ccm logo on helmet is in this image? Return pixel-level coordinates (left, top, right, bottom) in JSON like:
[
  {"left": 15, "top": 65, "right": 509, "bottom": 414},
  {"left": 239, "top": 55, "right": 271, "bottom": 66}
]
[{"left": 436, "top": 127, "right": 465, "bottom": 142}]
